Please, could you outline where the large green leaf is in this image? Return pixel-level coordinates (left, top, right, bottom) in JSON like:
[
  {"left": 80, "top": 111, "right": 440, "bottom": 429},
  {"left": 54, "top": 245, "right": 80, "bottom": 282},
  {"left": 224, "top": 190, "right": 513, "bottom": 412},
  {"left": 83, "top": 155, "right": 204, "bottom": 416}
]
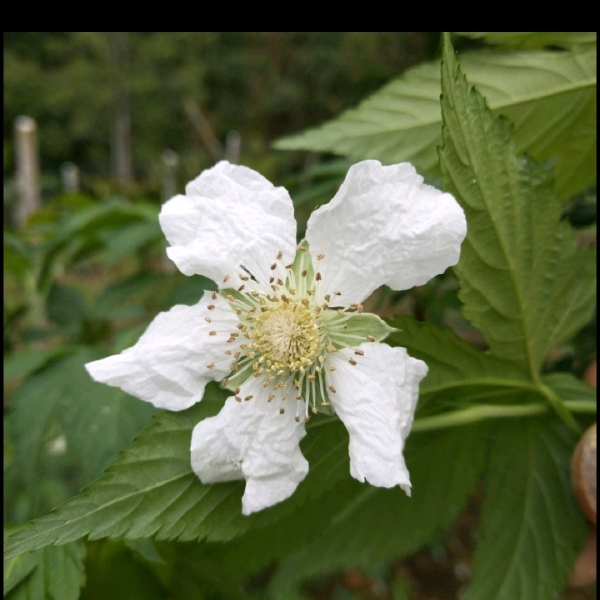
[
  {"left": 463, "top": 417, "right": 587, "bottom": 600},
  {"left": 7, "top": 347, "right": 155, "bottom": 500},
  {"left": 4, "top": 540, "right": 86, "bottom": 600},
  {"left": 455, "top": 32, "right": 597, "bottom": 49},
  {"left": 439, "top": 37, "right": 596, "bottom": 377},
  {"left": 276, "top": 47, "right": 596, "bottom": 199},
  {"left": 268, "top": 424, "right": 488, "bottom": 594},
  {"left": 3, "top": 386, "right": 351, "bottom": 559}
]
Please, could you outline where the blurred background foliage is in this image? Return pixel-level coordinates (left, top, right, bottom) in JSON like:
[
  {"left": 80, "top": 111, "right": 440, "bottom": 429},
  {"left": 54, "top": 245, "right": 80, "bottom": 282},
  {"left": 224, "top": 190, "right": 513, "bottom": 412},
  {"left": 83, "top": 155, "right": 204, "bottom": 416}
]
[{"left": 3, "top": 32, "right": 596, "bottom": 600}]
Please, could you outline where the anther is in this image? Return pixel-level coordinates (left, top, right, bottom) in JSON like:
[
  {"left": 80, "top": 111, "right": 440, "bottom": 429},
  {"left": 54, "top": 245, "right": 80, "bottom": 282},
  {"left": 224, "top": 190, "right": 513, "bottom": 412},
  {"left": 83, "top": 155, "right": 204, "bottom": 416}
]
[
  {"left": 326, "top": 345, "right": 337, "bottom": 352},
  {"left": 285, "top": 264, "right": 293, "bottom": 269},
  {"left": 328, "top": 366, "right": 336, "bottom": 372},
  {"left": 355, "top": 349, "right": 365, "bottom": 356},
  {"left": 269, "top": 276, "right": 275, "bottom": 283},
  {"left": 279, "top": 407, "right": 286, "bottom": 414},
  {"left": 316, "top": 272, "right": 322, "bottom": 281},
  {"left": 349, "top": 358, "right": 357, "bottom": 366},
  {"left": 321, "top": 401, "right": 331, "bottom": 406},
  {"left": 223, "top": 274, "right": 230, "bottom": 283},
  {"left": 226, "top": 294, "right": 235, "bottom": 302},
  {"left": 328, "top": 385, "right": 336, "bottom": 393},
  {"left": 238, "top": 285, "right": 245, "bottom": 292},
  {"left": 311, "top": 406, "right": 318, "bottom": 414},
  {"left": 276, "top": 251, "right": 283, "bottom": 260},
  {"left": 205, "top": 316, "right": 212, "bottom": 322},
  {"left": 244, "top": 395, "right": 253, "bottom": 401},
  {"left": 207, "top": 363, "right": 215, "bottom": 369},
  {"left": 367, "top": 335, "right": 375, "bottom": 342},
  {"left": 209, "top": 331, "right": 217, "bottom": 336},
  {"left": 207, "top": 304, "right": 215, "bottom": 310},
  {"left": 301, "top": 269, "right": 308, "bottom": 277},
  {"left": 268, "top": 394, "right": 275, "bottom": 402},
  {"left": 324, "top": 294, "right": 331, "bottom": 302},
  {"left": 211, "top": 291, "right": 217, "bottom": 300},
  {"left": 235, "top": 396, "right": 242, "bottom": 402},
  {"left": 239, "top": 273, "right": 249, "bottom": 281},
  {"left": 222, "top": 378, "right": 230, "bottom": 387},
  {"left": 277, "top": 278, "right": 284, "bottom": 286},
  {"left": 295, "top": 416, "right": 301, "bottom": 422},
  {"left": 317, "top": 253, "right": 325, "bottom": 260},
  {"left": 270, "top": 263, "right": 277, "bottom": 270},
  {"left": 336, "top": 309, "right": 345, "bottom": 316}
]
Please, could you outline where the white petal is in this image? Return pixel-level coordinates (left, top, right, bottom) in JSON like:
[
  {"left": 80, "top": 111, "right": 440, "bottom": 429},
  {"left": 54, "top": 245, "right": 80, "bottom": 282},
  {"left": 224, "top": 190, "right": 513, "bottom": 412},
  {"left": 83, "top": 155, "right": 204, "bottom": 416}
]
[
  {"left": 159, "top": 161, "right": 297, "bottom": 286},
  {"left": 306, "top": 160, "right": 466, "bottom": 305},
  {"left": 326, "top": 343, "right": 427, "bottom": 493},
  {"left": 86, "top": 291, "right": 241, "bottom": 411},
  {"left": 191, "top": 377, "right": 308, "bottom": 515}
]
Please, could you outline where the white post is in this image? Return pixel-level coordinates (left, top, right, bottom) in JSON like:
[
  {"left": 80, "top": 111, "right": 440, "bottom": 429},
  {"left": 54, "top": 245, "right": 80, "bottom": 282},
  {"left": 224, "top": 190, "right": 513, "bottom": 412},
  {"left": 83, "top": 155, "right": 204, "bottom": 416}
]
[
  {"left": 225, "top": 130, "right": 241, "bottom": 164},
  {"left": 61, "top": 162, "right": 79, "bottom": 193},
  {"left": 162, "top": 149, "right": 179, "bottom": 201},
  {"left": 15, "top": 116, "right": 40, "bottom": 227}
]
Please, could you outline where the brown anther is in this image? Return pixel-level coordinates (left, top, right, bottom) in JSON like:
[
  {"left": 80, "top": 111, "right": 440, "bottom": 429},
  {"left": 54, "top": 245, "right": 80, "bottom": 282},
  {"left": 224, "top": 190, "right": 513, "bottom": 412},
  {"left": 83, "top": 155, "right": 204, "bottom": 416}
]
[
  {"left": 328, "top": 366, "right": 336, "bottom": 372},
  {"left": 289, "top": 288, "right": 296, "bottom": 295},
  {"left": 235, "top": 396, "right": 242, "bottom": 402},
  {"left": 269, "top": 276, "right": 275, "bottom": 283},
  {"left": 328, "top": 385, "right": 337, "bottom": 393},
  {"left": 231, "top": 362, "right": 239, "bottom": 371},
  {"left": 276, "top": 251, "right": 283, "bottom": 260},
  {"left": 204, "top": 316, "right": 212, "bottom": 323},
  {"left": 321, "top": 401, "right": 331, "bottom": 406},
  {"left": 308, "top": 374, "right": 316, "bottom": 381},
  {"left": 357, "top": 305, "right": 363, "bottom": 313},
  {"left": 355, "top": 349, "right": 365, "bottom": 356},
  {"left": 301, "top": 269, "right": 308, "bottom": 277},
  {"left": 270, "top": 263, "right": 277, "bottom": 270},
  {"left": 316, "top": 272, "right": 322, "bottom": 281},
  {"left": 238, "top": 273, "right": 249, "bottom": 281},
  {"left": 277, "top": 278, "right": 284, "bottom": 286},
  {"left": 235, "top": 387, "right": 241, "bottom": 394},
  {"left": 317, "top": 253, "right": 325, "bottom": 260},
  {"left": 294, "top": 380, "right": 301, "bottom": 388},
  {"left": 236, "top": 309, "right": 242, "bottom": 315},
  {"left": 324, "top": 294, "right": 331, "bottom": 302},
  {"left": 285, "top": 264, "right": 293, "bottom": 269},
  {"left": 262, "top": 380, "right": 270, "bottom": 387},
  {"left": 207, "top": 304, "right": 215, "bottom": 310},
  {"left": 311, "top": 406, "right": 318, "bottom": 414},
  {"left": 227, "top": 337, "right": 236, "bottom": 343},
  {"left": 226, "top": 294, "right": 235, "bottom": 302},
  {"left": 207, "top": 363, "right": 215, "bottom": 369},
  {"left": 271, "top": 285, "right": 279, "bottom": 292},
  {"left": 268, "top": 394, "right": 275, "bottom": 402},
  {"left": 367, "top": 335, "right": 376, "bottom": 342},
  {"left": 244, "top": 395, "right": 253, "bottom": 401},
  {"left": 307, "top": 290, "right": 314, "bottom": 296},
  {"left": 336, "top": 309, "right": 345, "bottom": 316},
  {"left": 234, "top": 351, "right": 241, "bottom": 359},
  {"left": 209, "top": 331, "right": 217, "bottom": 336},
  {"left": 295, "top": 416, "right": 301, "bottom": 422},
  {"left": 349, "top": 358, "right": 357, "bottom": 366},
  {"left": 211, "top": 291, "right": 218, "bottom": 300},
  {"left": 238, "top": 285, "right": 245, "bottom": 292},
  {"left": 299, "top": 246, "right": 307, "bottom": 252},
  {"left": 223, "top": 274, "right": 230, "bottom": 283},
  {"left": 222, "top": 378, "right": 230, "bottom": 387},
  {"left": 295, "top": 394, "right": 303, "bottom": 400}
]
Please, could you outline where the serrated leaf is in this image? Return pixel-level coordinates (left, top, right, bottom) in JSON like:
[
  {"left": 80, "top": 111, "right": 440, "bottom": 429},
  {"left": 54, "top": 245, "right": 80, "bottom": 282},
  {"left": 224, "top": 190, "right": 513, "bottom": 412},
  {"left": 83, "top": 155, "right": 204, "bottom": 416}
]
[
  {"left": 4, "top": 541, "right": 86, "bottom": 600},
  {"left": 439, "top": 36, "right": 596, "bottom": 376},
  {"left": 269, "top": 424, "right": 488, "bottom": 594},
  {"left": 4, "top": 549, "right": 37, "bottom": 596},
  {"left": 463, "top": 417, "right": 587, "bottom": 600},
  {"left": 3, "top": 387, "right": 351, "bottom": 558},
  {"left": 8, "top": 347, "right": 155, "bottom": 501},
  {"left": 276, "top": 47, "right": 596, "bottom": 200},
  {"left": 455, "top": 32, "right": 597, "bottom": 49}
]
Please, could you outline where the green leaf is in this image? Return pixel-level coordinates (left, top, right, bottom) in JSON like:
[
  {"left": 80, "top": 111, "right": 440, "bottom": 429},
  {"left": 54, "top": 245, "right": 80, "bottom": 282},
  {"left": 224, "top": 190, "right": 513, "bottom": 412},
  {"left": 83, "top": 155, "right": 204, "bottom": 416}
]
[
  {"left": 3, "top": 387, "right": 351, "bottom": 558},
  {"left": 439, "top": 36, "right": 596, "bottom": 377},
  {"left": 543, "top": 371, "right": 597, "bottom": 403},
  {"left": 269, "top": 425, "right": 488, "bottom": 594},
  {"left": 4, "top": 541, "right": 86, "bottom": 600},
  {"left": 387, "top": 315, "right": 528, "bottom": 391},
  {"left": 455, "top": 32, "right": 597, "bottom": 49},
  {"left": 276, "top": 47, "right": 596, "bottom": 199},
  {"left": 4, "top": 347, "right": 73, "bottom": 382},
  {"left": 4, "top": 547, "right": 37, "bottom": 596},
  {"left": 463, "top": 417, "right": 587, "bottom": 600},
  {"left": 8, "top": 347, "right": 155, "bottom": 499}
]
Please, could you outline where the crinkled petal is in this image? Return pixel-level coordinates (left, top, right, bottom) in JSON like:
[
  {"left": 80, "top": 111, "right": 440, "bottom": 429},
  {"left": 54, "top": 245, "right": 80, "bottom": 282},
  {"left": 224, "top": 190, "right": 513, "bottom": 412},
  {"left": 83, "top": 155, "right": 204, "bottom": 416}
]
[
  {"left": 326, "top": 342, "right": 427, "bottom": 493},
  {"left": 306, "top": 160, "right": 466, "bottom": 305},
  {"left": 191, "top": 377, "right": 308, "bottom": 515},
  {"left": 159, "top": 161, "right": 297, "bottom": 286},
  {"left": 85, "top": 291, "right": 241, "bottom": 411}
]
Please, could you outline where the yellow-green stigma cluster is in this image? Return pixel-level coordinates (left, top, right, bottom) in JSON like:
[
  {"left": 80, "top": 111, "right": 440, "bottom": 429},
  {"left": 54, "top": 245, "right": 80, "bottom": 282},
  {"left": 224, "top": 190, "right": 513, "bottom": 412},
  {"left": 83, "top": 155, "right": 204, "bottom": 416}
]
[{"left": 212, "top": 243, "right": 389, "bottom": 421}]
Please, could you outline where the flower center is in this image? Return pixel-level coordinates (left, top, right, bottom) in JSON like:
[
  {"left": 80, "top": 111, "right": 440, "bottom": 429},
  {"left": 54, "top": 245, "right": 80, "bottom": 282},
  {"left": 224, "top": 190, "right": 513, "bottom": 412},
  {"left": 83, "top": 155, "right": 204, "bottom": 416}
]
[{"left": 252, "top": 301, "right": 321, "bottom": 373}]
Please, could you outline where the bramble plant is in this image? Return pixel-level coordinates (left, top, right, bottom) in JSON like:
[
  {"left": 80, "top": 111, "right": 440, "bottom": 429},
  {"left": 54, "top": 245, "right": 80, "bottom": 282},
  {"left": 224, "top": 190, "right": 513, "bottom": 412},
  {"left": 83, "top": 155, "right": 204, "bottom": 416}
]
[{"left": 4, "top": 33, "right": 596, "bottom": 600}]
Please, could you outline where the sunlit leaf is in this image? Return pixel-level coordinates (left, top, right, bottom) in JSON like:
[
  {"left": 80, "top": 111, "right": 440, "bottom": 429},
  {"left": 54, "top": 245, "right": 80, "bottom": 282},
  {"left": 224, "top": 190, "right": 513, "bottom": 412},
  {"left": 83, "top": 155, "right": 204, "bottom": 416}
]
[{"left": 276, "top": 47, "right": 596, "bottom": 199}]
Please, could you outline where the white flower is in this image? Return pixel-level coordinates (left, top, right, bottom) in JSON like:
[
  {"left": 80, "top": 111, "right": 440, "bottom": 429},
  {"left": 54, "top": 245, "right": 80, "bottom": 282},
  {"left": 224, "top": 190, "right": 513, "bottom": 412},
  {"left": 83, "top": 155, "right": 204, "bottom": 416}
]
[{"left": 86, "top": 160, "right": 466, "bottom": 515}]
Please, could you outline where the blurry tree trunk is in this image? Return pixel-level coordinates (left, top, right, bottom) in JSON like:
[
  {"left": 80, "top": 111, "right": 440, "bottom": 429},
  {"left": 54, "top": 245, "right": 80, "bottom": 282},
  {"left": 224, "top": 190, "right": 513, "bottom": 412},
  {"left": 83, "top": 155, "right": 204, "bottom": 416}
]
[
  {"left": 14, "top": 116, "right": 40, "bottom": 227},
  {"left": 182, "top": 96, "right": 223, "bottom": 162},
  {"left": 108, "top": 32, "right": 132, "bottom": 185}
]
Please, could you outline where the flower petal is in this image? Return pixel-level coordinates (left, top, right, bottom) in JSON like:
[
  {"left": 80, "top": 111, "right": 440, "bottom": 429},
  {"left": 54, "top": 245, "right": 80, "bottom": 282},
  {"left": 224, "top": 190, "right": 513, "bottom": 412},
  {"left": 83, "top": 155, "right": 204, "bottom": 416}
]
[
  {"left": 191, "top": 377, "right": 308, "bottom": 515},
  {"left": 159, "top": 161, "right": 297, "bottom": 286},
  {"left": 326, "top": 343, "right": 427, "bottom": 493},
  {"left": 85, "top": 291, "right": 240, "bottom": 411},
  {"left": 306, "top": 160, "right": 466, "bottom": 305}
]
